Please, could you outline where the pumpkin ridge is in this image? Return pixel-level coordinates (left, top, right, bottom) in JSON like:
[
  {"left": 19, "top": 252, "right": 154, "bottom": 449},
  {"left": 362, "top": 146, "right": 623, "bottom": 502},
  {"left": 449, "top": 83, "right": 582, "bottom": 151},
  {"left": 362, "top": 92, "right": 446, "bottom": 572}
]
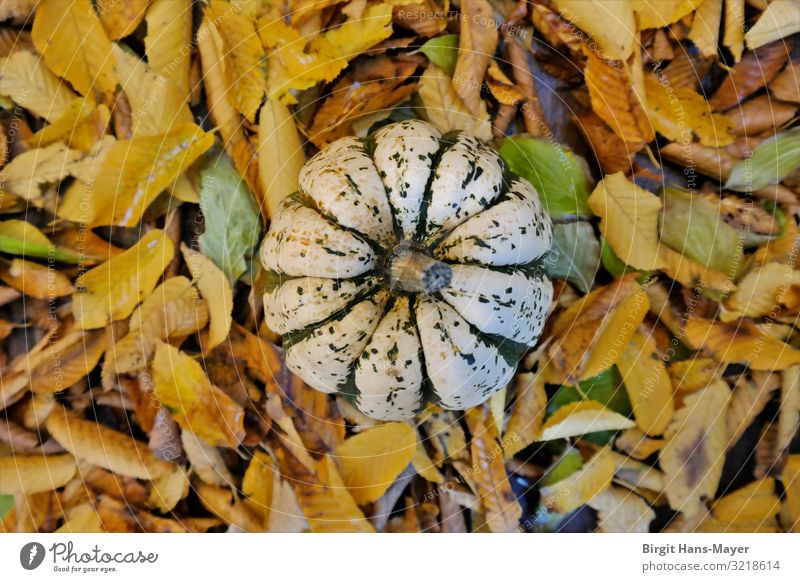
[{"left": 412, "top": 132, "right": 455, "bottom": 243}]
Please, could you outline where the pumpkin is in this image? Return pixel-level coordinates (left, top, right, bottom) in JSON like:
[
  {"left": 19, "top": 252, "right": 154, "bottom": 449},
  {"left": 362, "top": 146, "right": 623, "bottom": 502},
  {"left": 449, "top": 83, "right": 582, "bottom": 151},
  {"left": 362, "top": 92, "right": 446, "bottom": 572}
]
[{"left": 260, "top": 120, "right": 553, "bottom": 420}]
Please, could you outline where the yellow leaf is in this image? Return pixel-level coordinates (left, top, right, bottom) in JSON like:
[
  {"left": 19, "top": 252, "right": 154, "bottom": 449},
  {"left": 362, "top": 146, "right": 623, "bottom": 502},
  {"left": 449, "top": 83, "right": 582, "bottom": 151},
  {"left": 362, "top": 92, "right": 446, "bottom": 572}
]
[
  {"left": 453, "top": 0, "right": 499, "bottom": 115},
  {"left": 583, "top": 46, "right": 654, "bottom": 144},
  {"left": 105, "top": 276, "right": 208, "bottom": 374},
  {"left": 644, "top": 73, "right": 735, "bottom": 147},
  {"left": 688, "top": 0, "right": 723, "bottom": 57},
  {"left": 145, "top": 0, "right": 192, "bottom": 100},
  {"left": 0, "top": 143, "right": 86, "bottom": 199},
  {"left": 783, "top": 455, "right": 800, "bottom": 532},
  {"left": 73, "top": 229, "right": 174, "bottom": 329},
  {"left": 257, "top": 17, "right": 345, "bottom": 105},
  {"left": 615, "top": 427, "right": 665, "bottom": 460},
  {"left": 27, "top": 329, "right": 105, "bottom": 393},
  {"left": 723, "top": 263, "right": 800, "bottom": 321},
  {"left": 554, "top": 0, "right": 636, "bottom": 61},
  {"left": 540, "top": 447, "right": 616, "bottom": 513},
  {"left": 242, "top": 450, "right": 275, "bottom": 523},
  {"left": 0, "top": 51, "right": 78, "bottom": 121},
  {"left": 181, "top": 430, "right": 235, "bottom": 487},
  {"left": 258, "top": 98, "right": 305, "bottom": 219},
  {"left": 411, "top": 439, "right": 444, "bottom": 483},
  {"left": 112, "top": 44, "right": 193, "bottom": 137},
  {"left": 268, "top": 478, "right": 309, "bottom": 532},
  {"left": 631, "top": 0, "right": 703, "bottom": 29},
  {"left": 617, "top": 329, "right": 675, "bottom": 435},
  {"left": 659, "top": 245, "right": 736, "bottom": 294},
  {"left": 464, "top": 406, "right": 522, "bottom": 532},
  {"left": 660, "top": 379, "right": 730, "bottom": 516},
  {"left": 195, "top": 482, "right": 263, "bottom": 532},
  {"left": 588, "top": 485, "right": 655, "bottom": 532},
  {"left": 87, "top": 123, "right": 213, "bottom": 226},
  {"left": 668, "top": 357, "right": 721, "bottom": 393},
  {"left": 419, "top": 63, "right": 492, "bottom": 140},
  {"left": 710, "top": 478, "right": 780, "bottom": 524},
  {"left": 746, "top": 0, "right": 800, "bottom": 49},
  {"left": 205, "top": 0, "right": 266, "bottom": 122},
  {"left": 152, "top": 341, "right": 245, "bottom": 448},
  {"left": 542, "top": 401, "right": 636, "bottom": 441},
  {"left": 684, "top": 317, "right": 800, "bottom": 370},
  {"left": 723, "top": 0, "right": 745, "bottom": 62},
  {"left": 147, "top": 465, "right": 190, "bottom": 513},
  {"left": 0, "top": 453, "right": 77, "bottom": 495},
  {"left": 46, "top": 407, "right": 173, "bottom": 480},
  {"left": 27, "top": 98, "right": 107, "bottom": 152},
  {"left": 588, "top": 172, "right": 665, "bottom": 270},
  {"left": 0, "top": 258, "right": 73, "bottom": 300},
  {"left": 96, "top": 0, "right": 150, "bottom": 40},
  {"left": 180, "top": 245, "right": 233, "bottom": 352},
  {"left": 32, "top": 0, "right": 118, "bottom": 99},
  {"left": 56, "top": 503, "right": 104, "bottom": 533},
  {"left": 334, "top": 422, "right": 416, "bottom": 505},
  {"left": 504, "top": 369, "right": 548, "bottom": 457}
]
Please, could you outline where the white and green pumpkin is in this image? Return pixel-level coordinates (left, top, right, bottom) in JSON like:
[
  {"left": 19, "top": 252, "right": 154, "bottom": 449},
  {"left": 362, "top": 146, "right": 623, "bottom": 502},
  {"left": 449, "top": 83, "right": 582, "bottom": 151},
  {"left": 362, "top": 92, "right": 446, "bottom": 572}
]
[{"left": 261, "top": 120, "right": 553, "bottom": 420}]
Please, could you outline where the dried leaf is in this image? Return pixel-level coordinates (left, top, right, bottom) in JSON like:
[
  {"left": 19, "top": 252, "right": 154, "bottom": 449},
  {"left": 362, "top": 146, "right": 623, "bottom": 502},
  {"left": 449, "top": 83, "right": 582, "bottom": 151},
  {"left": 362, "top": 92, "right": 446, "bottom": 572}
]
[
  {"left": 688, "top": 0, "right": 723, "bottom": 57},
  {"left": 144, "top": 0, "right": 192, "bottom": 99},
  {"left": 723, "top": 0, "right": 745, "bottom": 62},
  {"left": 0, "top": 142, "right": 85, "bottom": 199},
  {"left": 684, "top": 317, "right": 800, "bottom": 371},
  {"left": 588, "top": 485, "right": 655, "bottom": 532},
  {"left": 32, "top": 0, "right": 118, "bottom": 99},
  {"left": 334, "top": 422, "right": 416, "bottom": 505},
  {"left": 464, "top": 406, "right": 522, "bottom": 532},
  {"left": 47, "top": 407, "right": 173, "bottom": 480},
  {"left": 540, "top": 447, "right": 615, "bottom": 513},
  {"left": 419, "top": 63, "right": 492, "bottom": 140},
  {"left": 583, "top": 47, "right": 654, "bottom": 144},
  {"left": 554, "top": 0, "right": 636, "bottom": 61},
  {"left": 617, "top": 329, "right": 674, "bottom": 436},
  {"left": 147, "top": 465, "right": 190, "bottom": 513},
  {"left": 0, "top": 453, "right": 76, "bottom": 495},
  {"left": 258, "top": 98, "right": 305, "bottom": 219},
  {"left": 660, "top": 380, "right": 731, "bottom": 516},
  {"left": 181, "top": 244, "right": 233, "bottom": 352},
  {"left": 152, "top": 342, "right": 245, "bottom": 448},
  {"left": 711, "top": 40, "right": 790, "bottom": 110},
  {"left": 0, "top": 51, "right": 77, "bottom": 121},
  {"left": 783, "top": 455, "right": 800, "bottom": 531},
  {"left": 631, "top": 0, "right": 702, "bottom": 29},
  {"left": 452, "top": 0, "right": 498, "bottom": 116},
  {"left": 504, "top": 370, "right": 547, "bottom": 457},
  {"left": 0, "top": 258, "right": 73, "bottom": 300},
  {"left": 745, "top": 0, "right": 800, "bottom": 50},
  {"left": 97, "top": 0, "right": 150, "bottom": 40},
  {"left": 73, "top": 229, "right": 174, "bottom": 329}
]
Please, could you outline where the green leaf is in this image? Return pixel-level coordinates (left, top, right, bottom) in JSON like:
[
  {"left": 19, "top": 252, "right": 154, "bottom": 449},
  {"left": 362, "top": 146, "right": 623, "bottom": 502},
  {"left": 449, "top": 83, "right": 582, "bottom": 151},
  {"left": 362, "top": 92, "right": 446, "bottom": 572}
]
[
  {"left": 0, "top": 220, "right": 80, "bottom": 263},
  {"left": 198, "top": 152, "right": 262, "bottom": 285},
  {"left": 659, "top": 188, "right": 741, "bottom": 276},
  {"left": 0, "top": 494, "right": 13, "bottom": 519},
  {"left": 543, "top": 221, "right": 599, "bottom": 293},
  {"left": 419, "top": 34, "right": 459, "bottom": 76},
  {"left": 600, "top": 236, "right": 629, "bottom": 278},
  {"left": 726, "top": 128, "right": 800, "bottom": 192},
  {"left": 542, "top": 447, "right": 583, "bottom": 486},
  {"left": 499, "top": 136, "right": 592, "bottom": 219}
]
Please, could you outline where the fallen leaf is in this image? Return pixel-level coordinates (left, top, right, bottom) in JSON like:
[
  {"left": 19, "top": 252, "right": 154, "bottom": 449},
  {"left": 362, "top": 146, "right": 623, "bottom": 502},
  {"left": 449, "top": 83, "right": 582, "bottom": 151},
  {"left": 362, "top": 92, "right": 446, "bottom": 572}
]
[
  {"left": 617, "top": 329, "right": 675, "bottom": 436},
  {"left": 96, "top": 0, "right": 150, "bottom": 40},
  {"left": 73, "top": 229, "right": 173, "bottom": 328},
  {"left": 554, "top": 0, "right": 636, "bottom": 61},
  {"left": 0, "top": 51, "right": 78, "bottom": 121},
  {"left": 700, "top": 478, "right": 780, "bottom": 531},
  {"left": 588, "top": 485, "right": 654, "bottom": 532},
  {"left": 144, "top": 0, "right": 192, "bottom": 99},
  {"left": 452, "top": 0, "right": 498, "bottom": 116},
  {"left": 783, "top": 455, "right": 800, "bottom": 531},
  {"left": 723, "top": 0, "right": 745, "bottom": 62},
  {"left": 745, "top": 0, "right": 800, "bottom": 50},
  {"left": 588, "top": 172, "right": 665, "bottom": 271},
  {"left": 660, "top": 379, "right": 731, "bottom": 516},
  {"left": 464, "top": 406, "right": 522, "bottom": 532},
  {"left": 711, "top": 40, "right": 791, "bottom": 110},
  {"left": 540, "top": 447, "right": 615, "bottom": 513},
  {"left": 0, "top": 453, "right": 76, "bottom": 495},
  {"left": 46, "top": 407, "right": 173, "bottom": 480},
  {"left": 504, "top": 370, "right": 548, "bottom": 457},
  {"left": 181, "top": 244, "right": 233, "bottom": 352},
  {"left": 258, "top": 99, "right": 305, "bottom": 219},
  {"left": 147, "top": 465, "right": 190, "bottom": 513},
  {"left": 0, "top": 258, "right": 73, "bottom": 300},
  {"left": 688, "top": 0, "right": 723, "bottom": 57},
  {"left": 334, "top": 422, "right": 416, "bottom": 505},
  {"left": 419, "top": 63, "right": 492, "bottom": 140},
  {"left": 32, "top": 0, "right": 118, "bottom": 99},
  {"left": 0, "top": 142, "right": 86, "bottom": 199},
  {"left": 152, "top": 341, "right": 245, "bottom": 448},
  {"left": 542, "top": 401, "right": 635, "bottom": 440},
  {"left": 631, "top": 0, "right": 702, "bottom": 29}
]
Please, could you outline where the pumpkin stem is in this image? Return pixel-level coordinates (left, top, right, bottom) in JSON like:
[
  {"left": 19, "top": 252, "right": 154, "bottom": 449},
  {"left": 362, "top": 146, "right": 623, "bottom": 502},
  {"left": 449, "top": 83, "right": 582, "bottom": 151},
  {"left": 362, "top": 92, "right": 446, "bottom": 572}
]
[{"left": 388, "top": 241, "right": 452, "bottom": 294}]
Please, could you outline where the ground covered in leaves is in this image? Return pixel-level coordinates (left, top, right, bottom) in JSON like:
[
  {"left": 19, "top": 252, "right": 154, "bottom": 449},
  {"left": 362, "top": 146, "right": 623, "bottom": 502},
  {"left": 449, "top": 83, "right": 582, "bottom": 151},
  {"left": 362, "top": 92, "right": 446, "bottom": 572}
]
[{"left": 1, "top": 0, "right": 800, "bottom": 533}]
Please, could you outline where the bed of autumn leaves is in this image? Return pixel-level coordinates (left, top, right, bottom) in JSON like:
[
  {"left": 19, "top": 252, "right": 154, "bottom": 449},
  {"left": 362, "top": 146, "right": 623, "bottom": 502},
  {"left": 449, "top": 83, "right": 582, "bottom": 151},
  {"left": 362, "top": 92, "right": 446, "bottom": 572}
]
[{"left": 0, "top": 0, "right": 799, "bottom": 534}]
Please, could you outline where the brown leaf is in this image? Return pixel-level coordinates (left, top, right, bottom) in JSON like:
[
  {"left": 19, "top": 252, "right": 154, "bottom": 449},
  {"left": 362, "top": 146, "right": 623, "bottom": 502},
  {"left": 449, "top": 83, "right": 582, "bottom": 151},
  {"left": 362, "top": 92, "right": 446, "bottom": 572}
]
[
  {"left": 453, "top": 0, "right": 499, "bottom": 116},
  {"left": 727, "top": 94, "right": 798, "bottom": 135},
  {"left": 464, "top": 405, "right": 522, "bottom": 532},
  {"left": 710, "top": 40, "right": 792, "bottom": 110},
  {"left": 771, "top": 61, "right": 800, "bottom": 103}
]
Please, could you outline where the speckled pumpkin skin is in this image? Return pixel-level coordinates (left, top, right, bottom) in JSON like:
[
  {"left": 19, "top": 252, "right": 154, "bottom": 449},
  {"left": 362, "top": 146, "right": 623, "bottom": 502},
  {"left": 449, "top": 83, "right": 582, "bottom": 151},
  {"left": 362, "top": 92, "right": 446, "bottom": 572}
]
[{"left": 260, "top": 120, "right": 553, "bottom": 420}]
